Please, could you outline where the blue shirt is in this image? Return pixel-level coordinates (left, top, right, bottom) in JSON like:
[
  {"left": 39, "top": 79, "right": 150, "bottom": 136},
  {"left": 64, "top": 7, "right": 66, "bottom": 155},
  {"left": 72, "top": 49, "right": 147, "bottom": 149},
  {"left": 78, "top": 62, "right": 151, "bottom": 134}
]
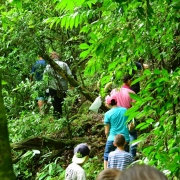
[
  {"left": 104, "top": 107, "right": 130, "bottom": 142},
  {"left": 108, "top": 149, "right": 134, "bottom": 170},
  {"left": 31, "top": 60, "right": 46, "bottom": 81}
]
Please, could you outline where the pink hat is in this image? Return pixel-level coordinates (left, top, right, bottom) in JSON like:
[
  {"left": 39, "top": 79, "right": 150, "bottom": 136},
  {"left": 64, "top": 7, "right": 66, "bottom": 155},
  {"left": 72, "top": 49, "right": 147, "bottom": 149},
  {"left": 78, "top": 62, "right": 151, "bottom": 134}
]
[{"left": 105, "top": 95, "right": 117, "bottom": 105}]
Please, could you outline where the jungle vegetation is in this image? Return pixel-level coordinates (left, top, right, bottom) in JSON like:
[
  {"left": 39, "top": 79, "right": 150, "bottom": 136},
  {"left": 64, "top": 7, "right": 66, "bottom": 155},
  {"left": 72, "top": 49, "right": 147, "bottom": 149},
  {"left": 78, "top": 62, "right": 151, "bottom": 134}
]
[{"left": 0, "top": 0, "right": 179, "bottom": 179}]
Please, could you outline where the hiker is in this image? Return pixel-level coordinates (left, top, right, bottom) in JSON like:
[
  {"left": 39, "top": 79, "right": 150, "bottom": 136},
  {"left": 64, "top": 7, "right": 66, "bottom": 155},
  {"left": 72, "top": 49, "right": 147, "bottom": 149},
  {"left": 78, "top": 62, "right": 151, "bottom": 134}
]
[
  {"left": 30, "top": 55, "right": 47, "bottom": 114},
  {"left": 109, "top": 75, "right": 137, "bottom": 158},
  {"left": 65, "top": 143, "right": 90, "bottom": 180},
  {"left": 104, "top": 95, "right": 130, "bottom": 170},
  {"left": 107, "top": 134, "right": 134, "bottom": 170},
  {"left": 44, "top": 51, "right": 72, "bottom": 119}
]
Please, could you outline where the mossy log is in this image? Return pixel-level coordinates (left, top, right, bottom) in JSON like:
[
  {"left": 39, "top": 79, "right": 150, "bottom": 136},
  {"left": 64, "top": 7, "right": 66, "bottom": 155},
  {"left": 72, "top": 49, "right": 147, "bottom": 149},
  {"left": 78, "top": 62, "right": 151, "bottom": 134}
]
[{"left": 11, "top": 136, "right": 86, "bottom": 151}]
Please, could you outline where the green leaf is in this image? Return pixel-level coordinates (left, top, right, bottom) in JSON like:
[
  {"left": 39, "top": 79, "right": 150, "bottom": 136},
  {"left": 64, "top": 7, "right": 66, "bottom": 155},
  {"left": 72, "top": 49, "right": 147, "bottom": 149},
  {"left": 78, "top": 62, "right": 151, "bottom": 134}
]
[
  {"left": 12, "top": 0, "right": 22, "bottom": 10},
  {"left": 131, "top": 75, "right": 147, "bottom": 86},
  {"left": 69, "top": 17, "right": 75, "bottom": 29},
  {"left": 96, "top": 44, "right": 103, "bottom": 56},
  {"left": 136, "top": 122, "right": 146, "bottom": 129},
  {"left": 129, "top": 93, "right": 142, "bottom": 101},
  {"left": 154, "top": 69, "right": 160, "bottom": 74},
  {"left": 74, "top": 14, "right": 79, "bottom": 28},
  {"left": 108, "top": 60, "right": 119, "bottom": 71},
  {"left": 162, "top": 68, "right": 169, "bottom": 77},
  {"left": 1, "top": 80, "right": 7, "bottom": 85},
  {"left": 140, "top": 123, "right": 150, "bottom": 130},
  {"left": 146, "top": 118, "right": 154, "bottom": 123},
  {"left": 125, "top": 106, "right": 140, "bottom": 116},
  {"left": 61, "top": 16, "right": 67, "bottom": 28},
  {"left": 79, "top": 43, "right": 89, "bottom": 50},
  {"left": 169, "top": 147, "right": 180, "bottom": 154},
  {"left": 144, "top": 69, "right": 151, "bottom": 75},
  {"left": 80, "top": 50, "right": 90, "bottom": 59}
]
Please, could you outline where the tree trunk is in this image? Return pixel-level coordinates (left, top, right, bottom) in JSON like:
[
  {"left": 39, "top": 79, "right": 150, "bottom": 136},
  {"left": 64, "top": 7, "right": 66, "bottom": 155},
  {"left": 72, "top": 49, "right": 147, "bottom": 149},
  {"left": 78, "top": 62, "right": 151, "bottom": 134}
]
[{"left": 0, "top": 72, "right": 16, "bottom": 180}]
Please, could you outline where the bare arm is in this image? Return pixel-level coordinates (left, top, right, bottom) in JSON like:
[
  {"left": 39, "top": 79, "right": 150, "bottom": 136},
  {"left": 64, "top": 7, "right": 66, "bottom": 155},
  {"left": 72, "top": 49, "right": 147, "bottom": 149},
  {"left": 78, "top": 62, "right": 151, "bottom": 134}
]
[
  {"left": 143, "top": 63, "right": 149, "bottom": 69},
  {"left": 104, "top": 124, "right": 110, "bottom": 138}
]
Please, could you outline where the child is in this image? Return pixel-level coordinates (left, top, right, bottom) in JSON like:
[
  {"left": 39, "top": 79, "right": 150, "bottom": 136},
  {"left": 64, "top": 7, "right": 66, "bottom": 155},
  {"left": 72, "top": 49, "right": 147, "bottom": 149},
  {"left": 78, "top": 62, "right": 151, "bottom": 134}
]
[
  {"left": 108, "top": 134, "right": 133, "bottom": 170},
  {"left": 65, "top": 143, "right": 90, "bottom": 180}
]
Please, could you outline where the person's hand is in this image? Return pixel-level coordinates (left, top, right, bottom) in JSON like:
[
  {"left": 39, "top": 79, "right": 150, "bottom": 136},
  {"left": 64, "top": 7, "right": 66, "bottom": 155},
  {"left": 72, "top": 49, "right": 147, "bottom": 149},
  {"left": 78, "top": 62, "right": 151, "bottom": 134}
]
[{"left": 128, "top": 122, "right": 135, "bottom": 131}]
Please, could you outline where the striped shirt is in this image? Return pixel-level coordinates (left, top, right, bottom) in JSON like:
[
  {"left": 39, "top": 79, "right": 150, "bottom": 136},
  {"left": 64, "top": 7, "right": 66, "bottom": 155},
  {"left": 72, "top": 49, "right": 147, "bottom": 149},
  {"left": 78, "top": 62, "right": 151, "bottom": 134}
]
[{"left": 108, "top": 149, "right": 134, "bottom": 170}]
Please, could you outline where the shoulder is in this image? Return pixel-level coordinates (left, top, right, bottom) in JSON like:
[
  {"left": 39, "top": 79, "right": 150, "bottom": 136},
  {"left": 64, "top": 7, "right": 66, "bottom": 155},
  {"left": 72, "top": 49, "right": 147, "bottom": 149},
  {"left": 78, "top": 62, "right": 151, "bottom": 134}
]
[
  {"left": 115, "top": 107, "right": 127, "bottom": 112},
  {"left": 123, "top": 152, "right": 134, "bottom": 159},
  {"left": 109, "top": 150, "right": 116, "bottom": 157}
]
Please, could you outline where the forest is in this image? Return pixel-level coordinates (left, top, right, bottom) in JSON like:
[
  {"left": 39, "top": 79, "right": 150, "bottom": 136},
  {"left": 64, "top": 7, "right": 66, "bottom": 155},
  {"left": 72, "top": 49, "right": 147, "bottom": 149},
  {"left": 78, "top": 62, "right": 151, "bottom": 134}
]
[{"left": 0, "top": 0, "right": 179, "bottom": 179}]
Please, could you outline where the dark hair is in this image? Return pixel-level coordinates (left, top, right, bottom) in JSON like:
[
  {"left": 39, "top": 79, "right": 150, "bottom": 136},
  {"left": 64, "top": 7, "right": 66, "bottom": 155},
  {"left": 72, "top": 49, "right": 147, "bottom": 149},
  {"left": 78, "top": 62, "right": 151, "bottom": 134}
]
[
  {"left": 114, "top": 134, "right": 125, "bottom": 147},
  {"left": 110, "top": 99, "right": 117, "bottom": 106},
  {"left": 122, "top": 74, "right": 133, "bottom": 83},
  {"left": 117, "top": 165, "right": 168, "bottom": 180},
  {"left": 96, "top": 168, "right": 121, "bottom": 180}
]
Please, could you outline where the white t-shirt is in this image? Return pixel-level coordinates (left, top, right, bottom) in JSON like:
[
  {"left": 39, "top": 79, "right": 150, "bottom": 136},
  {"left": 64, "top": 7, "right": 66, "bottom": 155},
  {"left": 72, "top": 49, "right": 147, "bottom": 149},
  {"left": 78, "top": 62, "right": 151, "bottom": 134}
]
[
  {"left": 44, "top": 59, "right": 72, "bottom": 91},
  {"left": 65, "top": 163, "right": 86, "bottom": 180}
]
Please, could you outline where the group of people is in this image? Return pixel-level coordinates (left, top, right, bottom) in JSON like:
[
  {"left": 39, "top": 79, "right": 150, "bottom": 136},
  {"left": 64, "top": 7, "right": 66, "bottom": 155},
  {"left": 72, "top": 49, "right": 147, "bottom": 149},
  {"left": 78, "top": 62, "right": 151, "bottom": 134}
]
[
  {"left": 30, "top": 52, "right": 72, "bottom": 118},
  {"left": 103, "top": 62, "right": 149, "bottom": 169},
  {"left": 31, "top": 54, "right": 157, "bottom": 179},
  {"left": 64, "top": 61, "right": 167, "bottom": 180},
  {"left": 65, "top": 143, "right": 168, "bottom": 180}
]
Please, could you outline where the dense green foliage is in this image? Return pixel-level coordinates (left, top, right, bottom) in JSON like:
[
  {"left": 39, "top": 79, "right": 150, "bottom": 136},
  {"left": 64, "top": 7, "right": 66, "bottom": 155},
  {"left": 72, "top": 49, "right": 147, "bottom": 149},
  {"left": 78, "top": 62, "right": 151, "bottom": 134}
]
[{"left": 0, "top": 0, "right": 180, "bottom": 179}]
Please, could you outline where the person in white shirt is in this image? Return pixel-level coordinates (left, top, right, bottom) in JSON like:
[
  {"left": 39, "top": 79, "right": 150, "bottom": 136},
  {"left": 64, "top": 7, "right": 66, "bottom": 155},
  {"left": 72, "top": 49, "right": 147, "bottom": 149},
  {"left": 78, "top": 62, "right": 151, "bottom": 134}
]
[{"left": 65, "top": 143, "right": 90, "bottom": 180}]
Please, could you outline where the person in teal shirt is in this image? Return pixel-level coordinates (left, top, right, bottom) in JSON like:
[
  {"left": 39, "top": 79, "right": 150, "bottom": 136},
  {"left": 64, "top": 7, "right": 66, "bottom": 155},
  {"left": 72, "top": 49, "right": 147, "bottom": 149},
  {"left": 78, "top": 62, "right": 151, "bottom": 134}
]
[{"left": 103, "top": 95, "right": 130, "bottom": 170}]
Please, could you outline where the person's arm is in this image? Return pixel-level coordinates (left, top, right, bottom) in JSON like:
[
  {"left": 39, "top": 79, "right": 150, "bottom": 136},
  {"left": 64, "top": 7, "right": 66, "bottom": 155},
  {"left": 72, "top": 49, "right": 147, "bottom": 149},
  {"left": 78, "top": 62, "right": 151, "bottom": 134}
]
[
  {"left": 143, "top": 63, "right": 149, "bottom": 69},
  {"left": 104, "top": 124, "right": 110, "bottom": 138},
  {"left": 104, "top": 112, "right": 110, "bottom": 138}
]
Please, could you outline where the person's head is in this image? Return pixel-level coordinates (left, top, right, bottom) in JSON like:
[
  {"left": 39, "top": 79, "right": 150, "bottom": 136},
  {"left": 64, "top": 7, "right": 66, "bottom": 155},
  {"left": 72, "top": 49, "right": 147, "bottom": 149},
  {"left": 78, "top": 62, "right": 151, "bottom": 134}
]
[
  {"left": 96, "top": 168, "right": 121, "bottom": 180},
  {"left": 122, "top": 74, "right": 133, "bottom": 86},
  {"left": 50, "top": 51, "right": 59, "bottom": 60},
  {"left": 113, "top": 134, "right": 126, "bottom": 148},
  {"left": 72, "top": 143, "right": 90, "bottom": 165},
  {"left": 105, "top": 95, "right": 117, "bottom": 108},
  {"left": 116, "top": 165, "right": 168, "bottom": 180},
  {"left": 38, "top": 55, "right": 43, "bottom": 60}
]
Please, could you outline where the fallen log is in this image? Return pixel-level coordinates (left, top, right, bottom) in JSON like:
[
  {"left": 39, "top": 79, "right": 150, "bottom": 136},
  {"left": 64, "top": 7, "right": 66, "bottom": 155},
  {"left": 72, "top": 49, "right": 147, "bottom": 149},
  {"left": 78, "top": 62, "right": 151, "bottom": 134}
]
[{"left": 11, "top": 136, "right": 86, "bottom": 151}]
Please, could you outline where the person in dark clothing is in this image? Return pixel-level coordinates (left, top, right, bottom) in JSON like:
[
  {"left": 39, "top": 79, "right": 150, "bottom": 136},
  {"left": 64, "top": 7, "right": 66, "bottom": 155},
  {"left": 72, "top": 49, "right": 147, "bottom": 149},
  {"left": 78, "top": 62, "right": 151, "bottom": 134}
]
[
  {"left": 30, "top": 55, "right": 47, "bottom": 113},
  {"left": 130, "top": 62, "right": 148, "bottom": 94}
]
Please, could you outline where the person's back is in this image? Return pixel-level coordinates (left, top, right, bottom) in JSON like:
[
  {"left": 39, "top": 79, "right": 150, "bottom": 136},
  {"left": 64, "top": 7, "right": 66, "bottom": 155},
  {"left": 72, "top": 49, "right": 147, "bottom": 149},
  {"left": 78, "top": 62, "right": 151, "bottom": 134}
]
[
  {"left": 44, "top": 52, "right": 72, "bottom": 91},
  {"left": 108, "top": 150, "right": 133, "bottom": 170},
  {"left": 108, "top": 134, "right": 133, "bottom": 170},
  {"left": 65, "top": 143, "right": 90, "bottom": 180},
  {"left": 104, "top": 96, "right": 130, "bottom": 170},
  {"left": 105, "top": 107, "right": 129, "bottom": 142},
  {"left": 31, "top": 56, "right": 46, "bottom": 81},
  {"left": 65, "top": 163, "right": 86, "bottom": 180},
  {"left": 43, "top": 51, "right": 72, "bottom": 118},
  {"left": 111, "top": 87, "right": 135, "bottom": 109}
]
